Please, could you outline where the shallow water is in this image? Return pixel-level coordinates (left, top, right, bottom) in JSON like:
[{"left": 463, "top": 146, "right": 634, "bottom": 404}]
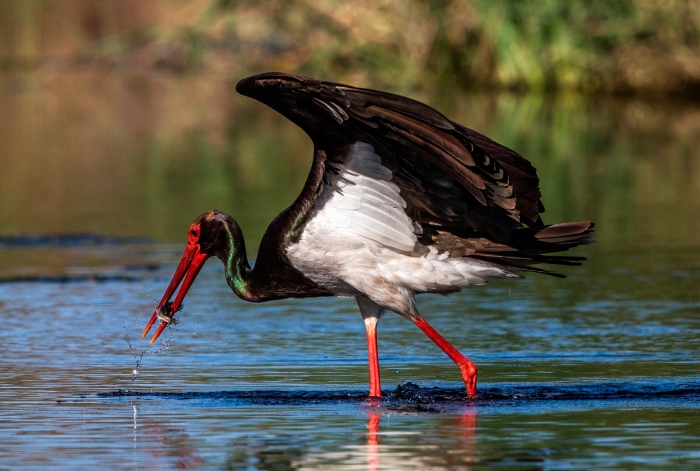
[
  {"left": 1, "top": 241, "right": 699, "bottom": 470},
  {"left": 2, "top": 70, "right": 700, "bottom": 469}
]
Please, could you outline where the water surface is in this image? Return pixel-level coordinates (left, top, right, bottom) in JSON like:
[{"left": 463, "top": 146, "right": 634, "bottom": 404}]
[{"left": 1, "top": 70, "right": 700, "bottom": 469}]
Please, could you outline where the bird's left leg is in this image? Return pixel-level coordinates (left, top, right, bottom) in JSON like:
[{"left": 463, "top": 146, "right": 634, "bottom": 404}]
[
  {"left": 356, "top": 296, "right": 385, "bottom": 398},
  {"left": 413, "top": 316, "right": 478, "bottom": 397}
]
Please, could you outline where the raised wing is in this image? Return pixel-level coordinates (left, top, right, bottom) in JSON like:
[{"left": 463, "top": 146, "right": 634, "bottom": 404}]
[{"left": 236, "top": 73, "right": 543, "bottom": 243}]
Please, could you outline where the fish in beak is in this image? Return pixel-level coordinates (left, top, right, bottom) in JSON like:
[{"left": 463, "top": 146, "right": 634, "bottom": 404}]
[{"left": 142, "top": 225, "right": 209, "bottom": 344}]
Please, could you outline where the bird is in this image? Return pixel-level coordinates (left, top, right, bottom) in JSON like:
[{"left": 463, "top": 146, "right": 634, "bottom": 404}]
[{"left": 141, "top": 72, "right": 594, "bottom": 397}]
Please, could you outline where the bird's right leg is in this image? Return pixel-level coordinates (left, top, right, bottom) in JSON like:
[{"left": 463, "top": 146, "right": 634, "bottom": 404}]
[
  {"left": 413, "top": 316, "right": 478, "bottom": 397},
  {"left": 356, "top": 296, "right": 385, "bottom": 398}
]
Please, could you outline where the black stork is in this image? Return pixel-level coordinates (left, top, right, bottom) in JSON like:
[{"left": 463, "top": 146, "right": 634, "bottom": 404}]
[{"left": 141, "top": 72, "right": 594, "bottom": 397}]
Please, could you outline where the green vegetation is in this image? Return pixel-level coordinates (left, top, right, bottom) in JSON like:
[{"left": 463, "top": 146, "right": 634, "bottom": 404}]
[{"left": 1, "top": 0, "right": 699, "bottom": 97}]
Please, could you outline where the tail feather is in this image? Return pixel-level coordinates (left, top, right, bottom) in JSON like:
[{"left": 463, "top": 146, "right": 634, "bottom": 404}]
[
  {"left": 469, "top": 221, "right": 594, "bottom": 277},
  {"left": 510, "top": 221, "right": 594, "bottom": 253}
]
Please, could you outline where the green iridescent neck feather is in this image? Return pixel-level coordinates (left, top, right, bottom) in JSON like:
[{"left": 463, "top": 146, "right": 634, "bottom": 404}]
[{"left": 220, "top": 222, "right": 252, "bottom": 301}]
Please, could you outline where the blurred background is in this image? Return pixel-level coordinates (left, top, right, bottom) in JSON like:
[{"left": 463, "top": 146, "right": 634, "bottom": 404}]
[
  {"left": 1, "top": 0, "right": 699, "bottom": 249},
  {"left": 2, "top": 4, "right": 700, "bottom": 468}
]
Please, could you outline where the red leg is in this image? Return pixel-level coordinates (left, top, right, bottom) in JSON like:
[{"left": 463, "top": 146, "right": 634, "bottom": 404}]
[
  {"left": 364, "top": 317, "right": 382, "bottom": 397},
  {"left": 414, "top": 317, "right": 477, "bottom": 396}
]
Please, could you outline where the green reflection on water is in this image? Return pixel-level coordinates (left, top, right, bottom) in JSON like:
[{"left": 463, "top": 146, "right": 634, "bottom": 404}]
[{"left": 1, "top": 71, "right": 699, "bottom": 254}]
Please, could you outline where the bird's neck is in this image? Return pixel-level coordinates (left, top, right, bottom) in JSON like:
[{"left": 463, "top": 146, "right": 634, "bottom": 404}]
[{"left": 218, "top": 223, "right": 256, "bottom": 302}]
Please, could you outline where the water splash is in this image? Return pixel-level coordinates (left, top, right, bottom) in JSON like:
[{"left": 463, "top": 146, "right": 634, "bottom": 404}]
[{"left": 126, "top": 331, "right": 173, "bottom": 383}]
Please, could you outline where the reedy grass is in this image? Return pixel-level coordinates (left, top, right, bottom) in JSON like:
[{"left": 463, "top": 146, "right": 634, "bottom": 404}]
[{"left": 1, "top": 0, "right": 698, "bottom": 97}]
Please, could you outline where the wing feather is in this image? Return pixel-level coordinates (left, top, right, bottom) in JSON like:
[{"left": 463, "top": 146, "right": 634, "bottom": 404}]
[
  {"left": 236, "top": 73, "right": 545, "bottom": 242},
  {"left": 316, "top": 142, "right": 417, "bottom": 253}
]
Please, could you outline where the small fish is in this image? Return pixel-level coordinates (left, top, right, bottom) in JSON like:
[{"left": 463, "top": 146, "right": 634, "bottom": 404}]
[{"left": 156, "top": 301, "right": 180, "bottom": 325}]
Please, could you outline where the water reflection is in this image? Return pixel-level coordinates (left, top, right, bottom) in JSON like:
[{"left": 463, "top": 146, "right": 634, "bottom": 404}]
[
  {"left": 224, "top": 434, "right": 308, "bottom": 470},
  {"left": 128, "top": 403, "right": 206, "bottom": 470},
  {"left": 2, "top": 70, "right": 700, "bottom": 252},
  {"left": 294, "top": 402, "right": 478, "bottom": 470},
  {"left": 367, "top": 406, "right": 380, "bottom": 471}
]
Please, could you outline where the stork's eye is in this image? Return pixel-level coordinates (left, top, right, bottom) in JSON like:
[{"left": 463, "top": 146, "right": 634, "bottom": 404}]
[{"left": 188, "top": 226, "right": 200, "bottom": 243}]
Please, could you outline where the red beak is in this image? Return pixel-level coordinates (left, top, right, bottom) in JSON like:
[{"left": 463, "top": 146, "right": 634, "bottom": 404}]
[{"left": 141, "top": 243, "right": 209, "bottom": 344}]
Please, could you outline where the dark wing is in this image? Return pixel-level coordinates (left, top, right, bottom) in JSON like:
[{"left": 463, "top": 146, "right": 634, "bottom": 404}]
[
  {"left": 237, "top": 72, "right": 542, "bottom": 244},
  {"left": 330, "top": 84, "right": 544, "bottom": 239}
]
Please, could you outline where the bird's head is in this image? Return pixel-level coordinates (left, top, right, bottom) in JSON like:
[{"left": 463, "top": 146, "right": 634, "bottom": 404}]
[
  {"left": 190, "top": 210, "right": 243, "bottom": 259},
  {"left": 141, "top": 210, "right": 246, "bottom": 343}
]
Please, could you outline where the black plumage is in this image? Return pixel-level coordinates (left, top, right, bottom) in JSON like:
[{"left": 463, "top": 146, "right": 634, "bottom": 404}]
[
  {"left": 236, "top": 72, "right": 593, "bottom": 274},
  {"left": 143, "top": 72, "right": 594, "bottom": 398}
]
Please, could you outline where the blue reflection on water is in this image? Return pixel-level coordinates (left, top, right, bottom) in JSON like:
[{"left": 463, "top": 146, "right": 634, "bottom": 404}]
[{"left": 1, "top": 243, "right": 699, "bottom": 470}]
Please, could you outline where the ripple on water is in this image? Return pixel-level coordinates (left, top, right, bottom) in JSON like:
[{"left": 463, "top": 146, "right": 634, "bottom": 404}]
[{"left": 1, "top": 245, "right": 700, "bottom": 470}]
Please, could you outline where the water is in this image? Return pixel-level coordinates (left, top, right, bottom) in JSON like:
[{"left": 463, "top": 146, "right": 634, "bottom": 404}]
[
  {"left": 1, "top": 70, "right": 700, "bottom": 469},
  {"left": 2, "top": 242, "right": 699, "bottom": 470}
]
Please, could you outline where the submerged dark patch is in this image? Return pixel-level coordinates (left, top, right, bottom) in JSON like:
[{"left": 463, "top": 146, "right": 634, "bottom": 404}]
[
  {"left": 0, "top": 233, "right": 151, "bottom": 248},
  {"left": 91, "top": 380, "right": 700, "bottom": 409},
  {"left": 0, "top": 274, "right": 144, "bottom": 284}
]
